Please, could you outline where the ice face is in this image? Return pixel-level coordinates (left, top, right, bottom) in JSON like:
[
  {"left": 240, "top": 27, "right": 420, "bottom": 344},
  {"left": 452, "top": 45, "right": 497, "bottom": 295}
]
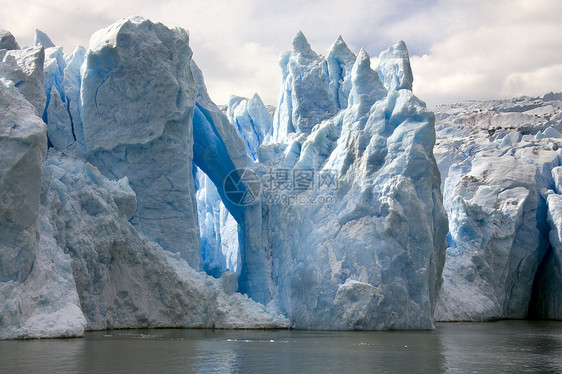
[
  {"left": 375, "top": 40, "right": 413, "bottom": 91},
  {"left": 326, "top": 35, "right": 356, "bottom": 110},
  {"left": 537, "top": 184, "right": 562, "bottom": 319},
  {"left": 42, "top": 46, "right": 66, "bottom": 121},
  {"left": 271, "top": 32, "right": 339, "bottom": 142},
  {"left": 0, "top": 47, "right": 46, "bottom": 116},
  {"left": 0, "top": 79, "right": 47, "bottom": 283},
  {"left": 62, "top": 46, "right": 86, "bottom": 153},
  {"left": 81, "top": 17, "right": 201, "bottom": 267},
  {"left": 82, "top": 17, "right": 194, "bottom": 151},
  {"left": 433, "top": 95, "right": 562, "bottom": 321},
  {"left": 0, "top": 80, "right": 79, "bottom": 339},
  {"left": 29, "top": 34, "right": 86, "bottom": 155},
  {"left": 248, "top": 36, "right": 448, "bottom": 329},
  {"left": 195, "top": 166, "right": 240, "bottom": 277},
  {"left": 46, "top": 88, "right": 74, "bottom": 149}
]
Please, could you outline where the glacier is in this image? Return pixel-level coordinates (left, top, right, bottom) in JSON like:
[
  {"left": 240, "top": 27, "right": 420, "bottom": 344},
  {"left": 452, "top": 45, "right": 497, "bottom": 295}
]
[
  {"left": 434, "top": 94, "right": 562, "bottom": 321},
  {"left": 0, "top": 17, "right": 288, "bottom": 339},
  {"left": 2, "top": 16, "right": 561, "bottom": 339}
]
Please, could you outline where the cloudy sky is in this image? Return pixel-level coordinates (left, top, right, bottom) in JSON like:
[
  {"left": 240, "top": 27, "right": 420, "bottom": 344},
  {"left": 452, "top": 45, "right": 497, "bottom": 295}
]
[{"left": 1, "top": 0, "right": 561, "bottom": 107}]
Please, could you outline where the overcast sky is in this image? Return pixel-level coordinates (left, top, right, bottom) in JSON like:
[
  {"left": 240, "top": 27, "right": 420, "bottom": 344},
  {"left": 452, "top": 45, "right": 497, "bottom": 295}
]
[{"left": 1, "top": 0, "right": 561, "bottom": 107}]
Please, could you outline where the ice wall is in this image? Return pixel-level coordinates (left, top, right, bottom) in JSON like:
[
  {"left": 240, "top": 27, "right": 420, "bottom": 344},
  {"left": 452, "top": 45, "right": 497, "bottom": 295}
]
[
  {"left": 0, "top": 79, "right": 85, "bottom": 339},
  {"left": 252, "top": 34, "right": 448, "bottom": 329},
  {"left": 0, "top": 79, "right": 46, "bottom": 283},
  {"left": 0, "top": 17, "right": 289, "bottom": 339},
  {"left": 80, "top": 17, "right": 201, "bottom": 267},
  {"left": 434, "top": 95, "right": 562, "bottom": 321}
]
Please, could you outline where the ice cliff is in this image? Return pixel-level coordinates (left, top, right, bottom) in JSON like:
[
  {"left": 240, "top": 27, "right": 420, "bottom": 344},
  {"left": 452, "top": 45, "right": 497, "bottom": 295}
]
[
  {"left": 0, "top": 18, "right": 448, "bottom": 336},
  {"left": 3, "top": 15, "right": 559, "bottom": 339},
  {"left": 0, "top": 17, "right": 287, "bottom": 339},
  {"left": 434, "top": 94, "right": 562, "bottom": 321},
  {"left": 247, "top": 34, "right": 447, "bottom": 329}
]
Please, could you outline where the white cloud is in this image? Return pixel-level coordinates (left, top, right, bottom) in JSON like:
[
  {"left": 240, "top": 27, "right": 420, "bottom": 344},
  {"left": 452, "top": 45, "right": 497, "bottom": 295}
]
[{"left": 1, "top": 0, "right": 561, "bottom": 106}]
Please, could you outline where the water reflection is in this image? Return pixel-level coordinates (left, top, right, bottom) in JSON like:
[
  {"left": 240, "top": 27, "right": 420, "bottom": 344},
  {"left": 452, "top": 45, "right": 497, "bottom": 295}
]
[
  {"left": 0, "top": 321, "right": 560, "bottom": 373},
  {"left": 190, "top": 329, "right": 446, "bottom": 373},
  {"left": 438, "top": 320, "right": 562, "bottom": 373}
]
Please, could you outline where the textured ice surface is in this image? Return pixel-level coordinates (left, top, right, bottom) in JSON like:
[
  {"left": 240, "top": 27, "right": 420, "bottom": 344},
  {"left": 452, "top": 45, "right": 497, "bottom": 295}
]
[
  {"left": 81, "top": 17, "right": 201, "bottom": 267},
  {"left": 0, "top": 46, "right": 46, "bottom": 116},
  {"left": 0, "top": 30, "right": 19, "bottom": 50},
  {"left": 226, "top": 93, "right": 272, "bottom": 161},
  {"left": 38, "top": 151, "right": 287, "bottom": 331},
  {"left": 0, "top": 18, "right": 289, "bottom": 339},
  {"left": 434, "top": 94, "right": 562, "bottom": 321},
  {"left": 0, "top": 79, "right": 81, "bottom": 339},
  {"left": 0, "top": 79, "right": 46, "bottom": 282},
  {"left": 251, "top": 33, "right": 448, "bottom": 329},
  {"left": 195, "top": 167, "right": 240, "bottom": 277}
]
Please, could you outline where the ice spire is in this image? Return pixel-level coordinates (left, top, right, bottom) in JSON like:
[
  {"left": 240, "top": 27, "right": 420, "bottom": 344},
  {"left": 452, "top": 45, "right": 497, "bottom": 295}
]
[
  {"left": 348, "top": 48, "right": 386, "bottom": 111},
  {"left": 292, "top": 31, "right": 317, "bottom": 58},
  {"left": 376, "top": 40, "right": 413, "bottom": 91},
  {"left": 34, "top": 29, "right": 55, "bottom": 48}
]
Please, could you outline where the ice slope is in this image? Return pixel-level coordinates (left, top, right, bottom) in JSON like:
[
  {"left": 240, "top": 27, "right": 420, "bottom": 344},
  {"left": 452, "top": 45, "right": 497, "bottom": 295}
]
[
  {"left": 434, "top": 94, "right": 562, "bottom": 320},
  {"left": 252, "top": 34, "right": 448, "bottom": 329},
  {"left": 39, "top": 151, "right": 287, "bottom": 331}
]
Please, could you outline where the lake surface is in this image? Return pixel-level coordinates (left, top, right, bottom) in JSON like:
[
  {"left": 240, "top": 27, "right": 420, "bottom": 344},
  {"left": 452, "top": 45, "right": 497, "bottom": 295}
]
[{"left": 1, "top": 320, "right": 561, "bottom": 373}]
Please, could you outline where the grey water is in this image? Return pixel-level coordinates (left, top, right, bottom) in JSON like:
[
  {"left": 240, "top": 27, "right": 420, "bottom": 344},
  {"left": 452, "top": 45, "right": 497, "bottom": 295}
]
[{"left": 1, "top": 320, "right": 561, "bottom": 373}]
